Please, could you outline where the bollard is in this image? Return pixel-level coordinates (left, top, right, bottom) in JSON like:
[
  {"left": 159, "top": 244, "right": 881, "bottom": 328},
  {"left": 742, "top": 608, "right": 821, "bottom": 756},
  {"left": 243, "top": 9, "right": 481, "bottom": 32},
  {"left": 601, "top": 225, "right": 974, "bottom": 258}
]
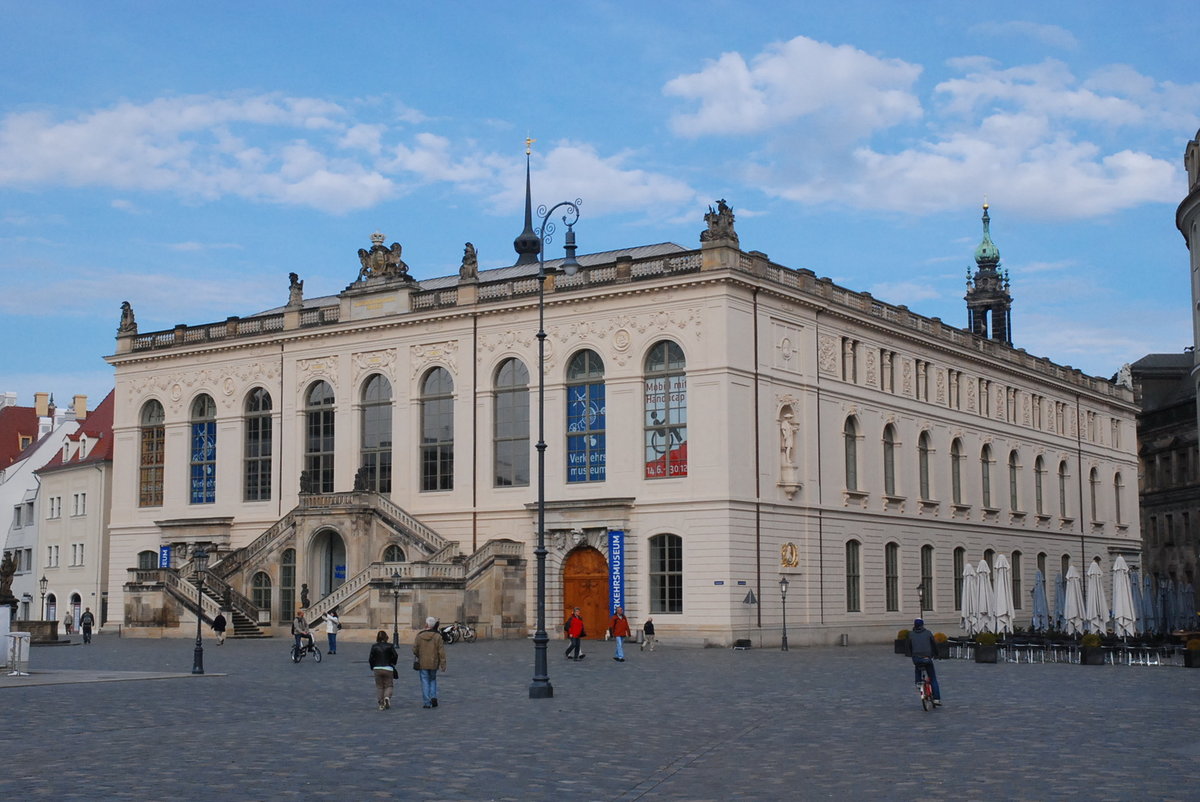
[{"left": 839, "top": 633, "right": 848, "bottom": 647}]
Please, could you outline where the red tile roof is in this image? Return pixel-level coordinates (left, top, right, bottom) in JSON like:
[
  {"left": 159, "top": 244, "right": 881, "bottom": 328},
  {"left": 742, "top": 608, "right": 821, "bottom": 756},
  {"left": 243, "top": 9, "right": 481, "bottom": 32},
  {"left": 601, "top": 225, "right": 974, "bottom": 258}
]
[
  {"left": 0, "top": 404, "right": 39, "bottom": 469},
  {"left": 35, "top": 391, "right": 114, "bottom": 473}
]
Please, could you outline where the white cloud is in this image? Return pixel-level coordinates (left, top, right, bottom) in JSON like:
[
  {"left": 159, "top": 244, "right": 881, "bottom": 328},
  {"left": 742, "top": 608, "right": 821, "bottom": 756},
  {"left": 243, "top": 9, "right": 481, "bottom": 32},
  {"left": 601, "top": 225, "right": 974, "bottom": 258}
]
[
  {"left": 970, "top": 21, "right": 1079, "bottom": 50},
  {"left": 664, "top": 35, "right": 922, "bottom": 139},
  {"left": 868, "top": 280, "right": 944, "bottom": 306}
]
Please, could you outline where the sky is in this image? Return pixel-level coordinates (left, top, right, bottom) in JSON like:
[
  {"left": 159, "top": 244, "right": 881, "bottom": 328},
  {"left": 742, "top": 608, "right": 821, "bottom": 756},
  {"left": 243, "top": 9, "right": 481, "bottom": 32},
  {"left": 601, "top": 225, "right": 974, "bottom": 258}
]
[{"left": 2, "top": 2, "right": 1198, "bottom": 408}]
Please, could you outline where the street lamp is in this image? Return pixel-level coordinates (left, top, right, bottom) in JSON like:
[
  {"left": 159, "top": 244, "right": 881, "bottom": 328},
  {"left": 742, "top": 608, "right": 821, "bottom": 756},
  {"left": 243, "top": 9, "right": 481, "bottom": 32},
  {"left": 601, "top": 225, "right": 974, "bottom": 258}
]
[
  {"left": 529, "top": 197, "right": 582, "bottom": 701},
  {"left": 391, "top": 570, "right": 402, "bottom": 646},
  {"left": 39, "top": 575, "right": 47, "bottom": 620},
  {"left": 779, "top": 575, "right": 790, "bottom": 652},
  {"left": 192, "top": 547, "right": 208, "bottom": 675},
  {"left": 916, "top": 582, "right": 926, "bottom": 614}
]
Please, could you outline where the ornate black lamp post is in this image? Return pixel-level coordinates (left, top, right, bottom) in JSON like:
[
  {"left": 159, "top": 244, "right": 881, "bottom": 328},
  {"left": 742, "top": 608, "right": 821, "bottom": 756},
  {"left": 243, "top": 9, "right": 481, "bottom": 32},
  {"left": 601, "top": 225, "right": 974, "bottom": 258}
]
[
  {"left": 528, "top": 198, "right": 581, "bottom": 700},
  {"left": 916, "top": 582, "right": 926, "bottom": 614},
  {"left": 779, "top": 575, "right": 790, "bottom": 652},
  {"left": 39, "top": 575, "right": 47, "bottom": 620},
  {"left": 391, "top": 570, "right": 402, "bottom": 646},
  {"left": 192, "top": 547, "right": 208, "bottom": 675}
]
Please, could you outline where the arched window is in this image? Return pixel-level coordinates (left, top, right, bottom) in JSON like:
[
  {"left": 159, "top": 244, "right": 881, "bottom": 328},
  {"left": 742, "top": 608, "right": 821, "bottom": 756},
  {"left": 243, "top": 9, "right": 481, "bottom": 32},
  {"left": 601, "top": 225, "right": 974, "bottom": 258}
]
[
  {"left": 1008, "top": 451, "right": 1020, "bottom": 510},
  {"left": 383, "top": 544, "right": 406, "bottom": 563},
  {"left": 1089, "top": 467, "right": 1100, "bottom": 521},
  {"left": 190, "top": 394, "right": 217, "bottom": 504},
  {"left": 980, "top": 445, "right": 993, "bottom": 508},
  {"left": 1114, "top": 473, "right": 1124, "bottom": 524},
  {"left": 360, "top": 374, "right": 393, "bottom": 493},
  {"left": 1058, "top": 461, "right": 1069, "bottom": 517},
  {"left": 984, "top": 548, "right": 995, "bottom": 569},
  {"left": 844, "top": 417, "right": 859, "bottom": 491},
  {"left": 644, "top": 341, "right": 688, "bottom": 479},
  {"left": 1061, "top": 554, "right": 1070, "bottom": 578},
  {"left": 420, "top": 368, "right": 454, "bottom": 491},
  {"left": 648, "top": 534, "right": 682, "bottom": 613},
  {"left": 244, "top": 388, "right": 273, "bottom": 502},
  {"left": 920, "top": 545, "right": 934, "bottom": 611},
  {"left": 493, "top": 358, "right": 530, "bottom": 488},
  {"left": 280, "top": 548, "right": 295, "bottom": 623},
  {"left": 885, "top": 542, "right": 899, "bottom": 612},
  {"left": 951, "top": 439, "right": 964, "bottom": 504},
  {"left": 882, "top": 424, "right": 897, "bottom": 496},
  {"left": 918, "top": 431, "right": 932, "bottom": 501},
  {"left": 845, "top": 540, "right": 861, "bottom": 612},
  {"left": 1037, "top": 552, "right": 1047, "bottom": 577},
  {"left": 1034, "top": 456, "right": 1045, "bottom": 516},
  {"left": 305, "top": 381, "right": 335, "bottom": 493},
  {"left": 953, "top": 547, "right": 965, "bottom": 611},
  {"left": 137, "top": 550, "right": 158, "bottom": 570},
  {"left": 139, "top": 400, "right": 165, "bottom": 507},
  {"left": 566, "top": 349, "right": 606, "bottom": 483},
  {"left": 1011, "top": 550, "right": 1023, "bottom": 609},
  {"left": 251, "top": 571, "right": 272, "bottom": 612}
]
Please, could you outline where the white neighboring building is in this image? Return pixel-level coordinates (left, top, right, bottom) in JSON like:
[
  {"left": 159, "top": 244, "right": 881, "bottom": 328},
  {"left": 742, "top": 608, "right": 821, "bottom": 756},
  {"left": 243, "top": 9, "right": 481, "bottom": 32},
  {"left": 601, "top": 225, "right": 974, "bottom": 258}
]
[
  {"left": 103, "top": 198, "right": 1139, "bottom": 645},
  {"left": 1, "top": 394, "right": 85, "bottom": 621}
]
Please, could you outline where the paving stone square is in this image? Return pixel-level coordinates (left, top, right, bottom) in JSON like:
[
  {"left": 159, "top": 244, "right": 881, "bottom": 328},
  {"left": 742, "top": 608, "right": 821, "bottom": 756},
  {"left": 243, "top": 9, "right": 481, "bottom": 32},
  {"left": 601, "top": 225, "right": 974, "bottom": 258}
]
[{"left": 2, "top": 633, "right": 1196, "bottom": 800}]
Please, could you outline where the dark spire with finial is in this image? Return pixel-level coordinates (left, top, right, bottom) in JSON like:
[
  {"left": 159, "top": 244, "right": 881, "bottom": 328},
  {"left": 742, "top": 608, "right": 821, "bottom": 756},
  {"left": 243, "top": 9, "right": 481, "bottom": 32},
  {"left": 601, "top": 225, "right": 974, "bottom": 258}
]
[
  {"left": 513, "top": 138, "right": 541, "bottom": 265},
  {"left": 965, "top": 200, "right": 1013, "bottom": 346}
]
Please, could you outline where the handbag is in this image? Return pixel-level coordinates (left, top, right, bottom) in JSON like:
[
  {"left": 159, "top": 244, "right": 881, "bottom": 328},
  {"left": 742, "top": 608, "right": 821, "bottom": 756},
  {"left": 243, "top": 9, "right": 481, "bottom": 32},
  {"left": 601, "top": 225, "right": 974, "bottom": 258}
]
[
  {"left": 392, "top": 667, "right": 400, "bottom": 678},
  {"left": 412, "top": 660, "right": 420, "bottom": 671}
]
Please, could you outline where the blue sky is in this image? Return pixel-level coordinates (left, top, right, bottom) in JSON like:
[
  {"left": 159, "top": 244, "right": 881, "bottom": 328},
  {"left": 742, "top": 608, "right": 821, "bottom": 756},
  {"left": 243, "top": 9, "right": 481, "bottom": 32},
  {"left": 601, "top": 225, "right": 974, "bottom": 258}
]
[{"left": 2, "top": 2, "right": 1197, "bottom": 408}]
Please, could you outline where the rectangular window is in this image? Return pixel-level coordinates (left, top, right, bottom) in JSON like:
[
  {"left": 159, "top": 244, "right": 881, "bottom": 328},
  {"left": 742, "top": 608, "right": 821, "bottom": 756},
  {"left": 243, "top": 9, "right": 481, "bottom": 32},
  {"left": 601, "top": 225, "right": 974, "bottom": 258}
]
[
  {"left": 140, "top": 424, "right": 165, "bottom": 507},
  {"left": 920, "top": 545, "right": 934, "bottom": 612},
  {"left": 13, "top": 505, "right": 22, "bottom": 528},
  {"left": 885, "top": 544, "right": 899, "bottom": 612},
  {"left": 845, "top": 541, "right": 861, "bottom": 613},
  {"left": 47, "top": 545, "right": 59, "bottom": 568},
  {"left": 644, "top": 375, "right": 688, "bottom": 479},
  {"left": 649, "top": 535, "right": 683, "bottom": 613},
  {"left": 190, "top": 421, "right": 217, "bottom": 504},
  {"left": 1011, "top": 551, "right": 1022, "bottom": 609},
  {"left": 953, "top": 549, "right": 965, "bottom": 611},
  {"left": 72, "top": 493, "right": 86, "bottom": 516},
  {"left": 245, "top": 412, "right": 273, "bottom": 501},
  {"left": 566, "top": 383, "right": 606, "bottom": 483}
]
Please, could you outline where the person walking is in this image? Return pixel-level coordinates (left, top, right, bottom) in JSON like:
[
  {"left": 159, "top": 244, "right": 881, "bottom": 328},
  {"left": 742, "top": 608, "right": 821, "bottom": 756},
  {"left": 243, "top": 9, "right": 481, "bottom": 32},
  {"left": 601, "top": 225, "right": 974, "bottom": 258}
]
[
  {"left": 609, "top": 606, "right": 630, "bottom": 662},
  {"left": 564, "top": 607, "right": 586, "bottom": 661},
  {"left": 211, "top": 611, "right": 227, "bottom": 645},
  {"left": 325, "top": 607, "right": 341, "bottom": 654},
  {"left": 413, "top": 616, "right": 447, "bottom": 708},
  {"left": 63, "top": 612, "right": 73, "bottom": 636},
  {"left": 641, "top": 617, "right": 656, "bottom": 652},
  {"left": 907, "top": 618, "right": 942, "bottom": 706},
  {"left": 368, "top": 630, "right": 399, "bottom": 710},
  {"left": 79, "top": 608, "right": 95, "bottom": 644}
]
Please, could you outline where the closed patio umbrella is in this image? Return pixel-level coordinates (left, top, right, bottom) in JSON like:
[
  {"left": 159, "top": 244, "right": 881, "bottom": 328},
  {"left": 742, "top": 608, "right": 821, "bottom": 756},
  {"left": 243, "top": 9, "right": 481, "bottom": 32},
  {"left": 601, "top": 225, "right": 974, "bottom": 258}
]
[
  {"left": 1129, "top": 568, "right": 1144, "bottom": 636},
  {"left": 1141, "top": 574, "right": 1158, "bottom": 635},
  {"left": 993, "top": 554, "right": 1016, "bottom": 634},
  {"left": 1054, "top": 572, "right": 1067, "bottom": 631},
  {"left": 1111, "top": 556, "right": 1136, "bottom": 638},
  {"left": 1184, "top": 584, "right": 1197, "bottom": 629},
  {"left": 961, "top": 563, "right": 978, "bottom": 635},
  {"left": 1085, "top": 561, "right": 1108, "bottom": 634},
  {"left": 1063, "top": 565, "right": 1085, "bottom": 636},
  {"left": 975, "top": 559, "right": 995, "bottom": 633},
  {"left": 1163, "top": 579, "right": 1176, "bottom": 632},
  {"left": 1030, "top": 569, "right": 1049, "bottom": 632}
]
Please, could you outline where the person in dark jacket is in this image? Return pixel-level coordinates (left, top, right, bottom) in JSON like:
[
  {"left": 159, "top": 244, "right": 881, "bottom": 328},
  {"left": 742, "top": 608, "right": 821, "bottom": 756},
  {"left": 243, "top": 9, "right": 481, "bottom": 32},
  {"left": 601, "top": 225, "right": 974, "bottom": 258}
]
[
  {"left": 79, "top": 608, "right": 96, "bottom": 644},
  {"left": 907, "top": 618, "right": 941, "bottom": 705},
  {"left": 368, "top": 630, "right": 399, "bottom": 710},
  {"left": 211, "top": 612, "right": 227, "bottom": 645}
]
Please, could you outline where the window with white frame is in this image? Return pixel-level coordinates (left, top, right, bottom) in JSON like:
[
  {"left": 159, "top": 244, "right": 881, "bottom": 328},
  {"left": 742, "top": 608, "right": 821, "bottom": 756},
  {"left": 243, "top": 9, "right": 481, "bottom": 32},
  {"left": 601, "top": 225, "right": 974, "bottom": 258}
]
[
  {"left": 72, "top": 493, "right": 87, "bottom": 516},
  {"left": 46, "top": 545, "right": 59, "bottom": 567}
]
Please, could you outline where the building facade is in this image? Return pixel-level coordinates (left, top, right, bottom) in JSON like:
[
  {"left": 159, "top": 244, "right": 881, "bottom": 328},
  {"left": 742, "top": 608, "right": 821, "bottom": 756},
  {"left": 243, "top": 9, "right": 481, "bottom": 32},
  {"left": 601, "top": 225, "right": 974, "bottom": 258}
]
[{"left": 104, "top": 201, "right": 1139, "bottom": 646}]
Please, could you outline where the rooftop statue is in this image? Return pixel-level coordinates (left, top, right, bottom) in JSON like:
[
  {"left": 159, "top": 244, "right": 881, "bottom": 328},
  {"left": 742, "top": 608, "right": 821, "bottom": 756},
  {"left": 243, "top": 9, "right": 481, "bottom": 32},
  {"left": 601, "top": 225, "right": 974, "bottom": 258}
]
[
  {"left": 118, "top": 301, "right": 138, "bottom": 335},
  {"left": 460, "top": 242, "right": 478, "bottom": 280},
  {"left": 287, "top": 272, "right": 304, "bottom": 307},
  {"left": 357, "top": 231, "right": 409, "bottom": 281},
  {"left": 700, "top": 199, "right": 738, "bottom": 244}
]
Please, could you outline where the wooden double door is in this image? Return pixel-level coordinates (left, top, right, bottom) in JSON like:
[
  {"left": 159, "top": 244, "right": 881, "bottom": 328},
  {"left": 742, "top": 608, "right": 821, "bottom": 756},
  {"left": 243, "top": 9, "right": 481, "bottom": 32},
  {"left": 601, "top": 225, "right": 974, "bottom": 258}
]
[{"left": 563, "top": 546, "right": 608, "bottom": 639}]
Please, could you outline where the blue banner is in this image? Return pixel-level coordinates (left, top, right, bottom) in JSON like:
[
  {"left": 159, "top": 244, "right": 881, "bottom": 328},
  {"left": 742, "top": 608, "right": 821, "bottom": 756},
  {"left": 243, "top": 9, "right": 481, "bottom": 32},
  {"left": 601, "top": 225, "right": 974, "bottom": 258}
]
[
  {"left": 608, "top": 530, "right": 625, "bottom": 613},
  {"left": 159, "top": 546, "right": 172, "bottom": 569}
]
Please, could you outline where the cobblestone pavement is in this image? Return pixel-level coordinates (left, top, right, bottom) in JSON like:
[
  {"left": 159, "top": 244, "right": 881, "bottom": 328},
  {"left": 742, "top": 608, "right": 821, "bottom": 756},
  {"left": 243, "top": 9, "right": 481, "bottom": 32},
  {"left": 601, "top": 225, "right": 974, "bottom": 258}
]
[{"left": 2, "top": 633, "right": 1197, "bottom": 800}]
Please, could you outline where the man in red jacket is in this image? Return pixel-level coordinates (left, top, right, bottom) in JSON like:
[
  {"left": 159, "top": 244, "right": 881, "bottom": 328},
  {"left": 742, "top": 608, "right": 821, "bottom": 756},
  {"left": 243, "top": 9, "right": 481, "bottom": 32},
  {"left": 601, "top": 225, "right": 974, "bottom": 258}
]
[
  {"left": 564, "top": 607, "right": 586, "bottom": 660},
  {"left": 609, "top": 606, "right": 631, "bottom": 662}
]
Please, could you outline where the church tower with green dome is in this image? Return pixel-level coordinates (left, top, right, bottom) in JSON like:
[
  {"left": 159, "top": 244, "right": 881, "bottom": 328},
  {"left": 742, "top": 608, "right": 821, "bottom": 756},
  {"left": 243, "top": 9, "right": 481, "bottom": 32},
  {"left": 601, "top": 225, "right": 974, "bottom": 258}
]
[{"left": 965, "top": 202, "right": 1012, "bottom": 345}]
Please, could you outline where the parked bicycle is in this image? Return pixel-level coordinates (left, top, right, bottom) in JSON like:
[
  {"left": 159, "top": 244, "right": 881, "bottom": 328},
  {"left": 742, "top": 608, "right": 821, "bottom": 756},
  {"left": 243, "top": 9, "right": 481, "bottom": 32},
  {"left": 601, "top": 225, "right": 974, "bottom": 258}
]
[
  {"left": 439, "top": 621, "right": 477, "bottom": 644},
  {"left": 290, "top": 640, "right": 323, "bottom": 663}
]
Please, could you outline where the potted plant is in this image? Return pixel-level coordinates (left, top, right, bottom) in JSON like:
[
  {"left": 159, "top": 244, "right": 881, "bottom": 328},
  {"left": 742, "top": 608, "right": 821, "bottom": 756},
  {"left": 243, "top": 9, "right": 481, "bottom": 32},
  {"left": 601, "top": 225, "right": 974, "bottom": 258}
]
[
  {"left": 1080, "top": 632, "right": 1105, "bottom": 665},
  {"left": 933, "top": 631, "right": 950, "bottom": 659},
  {"left": 895, "top": 629, "right": 910, "bottom": 655},
  {"left": 974, "top": 631, "right": 998, "bottom": 663},
  {"left": 1185, "top": 638, "right": 1200, "bottom": 668}
]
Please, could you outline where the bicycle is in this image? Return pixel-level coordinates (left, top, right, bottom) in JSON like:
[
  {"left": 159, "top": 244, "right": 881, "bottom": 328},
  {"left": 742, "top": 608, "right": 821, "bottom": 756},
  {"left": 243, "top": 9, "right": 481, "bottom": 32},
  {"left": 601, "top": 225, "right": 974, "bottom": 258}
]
[
  {"left": 290, "top": 639, "right": 322, "bottom": 663},
  {"left": 916, "top": 662, "right": 935, "bottom": 711},
  {"left": 439, "top": 621, "right": 477, "bottom": 644}
]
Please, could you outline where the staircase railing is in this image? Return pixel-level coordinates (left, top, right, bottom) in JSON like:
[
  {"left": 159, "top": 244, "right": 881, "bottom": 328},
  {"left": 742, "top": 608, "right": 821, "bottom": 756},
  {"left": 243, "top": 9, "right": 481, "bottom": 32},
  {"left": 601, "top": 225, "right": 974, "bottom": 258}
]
[
  {"left": 200, "top": 570, "right": 262, "bottom": 628},
  {"left": 304, "top": 561, "right": 468, "bottom": 622},
  {"left": 210, "top": 510, "right": 297, "bottom": 581},
  {"left": 162, "top": 570, "right": 222, "bottom": 623},
  {"left": 464, "top": 539, "right": 525, "bottom": 580}
]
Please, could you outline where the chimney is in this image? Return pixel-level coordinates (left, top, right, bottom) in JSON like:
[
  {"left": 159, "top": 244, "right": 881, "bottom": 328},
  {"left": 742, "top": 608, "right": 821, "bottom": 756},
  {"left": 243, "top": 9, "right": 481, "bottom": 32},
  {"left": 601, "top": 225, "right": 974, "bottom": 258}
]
[
  {"left": 73, "top": 395, "right": 88, "bottom": 421},
  {"left": 34, "top": 392, "right": 49, "bottom": 417}
]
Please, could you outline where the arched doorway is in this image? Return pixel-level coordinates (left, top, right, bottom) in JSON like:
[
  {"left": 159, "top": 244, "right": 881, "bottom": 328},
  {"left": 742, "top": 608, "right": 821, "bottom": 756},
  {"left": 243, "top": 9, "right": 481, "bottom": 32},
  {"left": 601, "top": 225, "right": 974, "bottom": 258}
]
[
  {"left": 562, "top": 546, "right": 608, "bottom": 639},
  {"left": 70, "top": 593, "right": 82, "bottom": 630},
  {"left": 311, "top": 529, "right": 347, "bottom": 599}
]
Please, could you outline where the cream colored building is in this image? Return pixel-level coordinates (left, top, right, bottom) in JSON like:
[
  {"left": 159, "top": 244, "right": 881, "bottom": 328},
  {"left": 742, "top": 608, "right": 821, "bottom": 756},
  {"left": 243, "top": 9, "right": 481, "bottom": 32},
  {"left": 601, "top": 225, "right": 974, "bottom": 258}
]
[{"left": 104, "top": 200, "right": 1139, "bottom": 646}]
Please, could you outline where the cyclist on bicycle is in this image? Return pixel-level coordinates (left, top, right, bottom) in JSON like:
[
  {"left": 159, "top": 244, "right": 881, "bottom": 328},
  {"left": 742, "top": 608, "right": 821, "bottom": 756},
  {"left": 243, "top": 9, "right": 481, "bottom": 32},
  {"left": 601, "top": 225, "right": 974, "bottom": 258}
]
[
  {"left": 908, "top": 618, "right": 941, "bottom": 706},
  {"left": 292, "top": 608, "right": 315, "bottom": 653}
]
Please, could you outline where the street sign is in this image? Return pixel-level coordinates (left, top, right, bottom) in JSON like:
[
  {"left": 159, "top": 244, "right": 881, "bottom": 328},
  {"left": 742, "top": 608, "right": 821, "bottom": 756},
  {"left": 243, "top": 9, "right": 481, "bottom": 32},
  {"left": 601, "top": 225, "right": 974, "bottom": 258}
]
[{"left": 742, "top": 590, "right": 758, "bottom": 605}]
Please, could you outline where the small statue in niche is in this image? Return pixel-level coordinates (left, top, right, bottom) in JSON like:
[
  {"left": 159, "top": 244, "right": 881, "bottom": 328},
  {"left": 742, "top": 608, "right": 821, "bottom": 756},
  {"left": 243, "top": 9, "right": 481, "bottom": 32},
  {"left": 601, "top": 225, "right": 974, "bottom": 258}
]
[
  {"left": 287, "top": 272, "right": 304, "bottom": 307},
  {"left": 700, "top": 199, "right": 739, "bottom": 244},
  {"left": 118, "top": 301, "right": 138, "bottom": 334},
  {"left": 780, "top": 409, "right": 798, "bottom": 465},
  {"left": 353, "top": 466, "right": 369, "bottom": 492},
  {"left": 459, "top": 242, "right": 478, "bottom": 280},
  {"left": 299, "top": 470, "right": 314, "bottom": 494},
  {"left": 300, "top": 583, "right": 310, "bottom": 608}
]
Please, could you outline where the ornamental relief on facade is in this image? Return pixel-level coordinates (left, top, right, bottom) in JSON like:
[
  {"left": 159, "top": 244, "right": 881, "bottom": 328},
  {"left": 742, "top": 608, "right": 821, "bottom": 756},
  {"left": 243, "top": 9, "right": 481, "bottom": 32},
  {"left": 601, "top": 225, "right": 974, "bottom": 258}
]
[
  {"left": 935, "top": 368, "right": 946, "bottom": 404},
  {"left": 994, "top": 387, "right": 1006, "bottom": 420},
  {"left": 352, "top": 349, "right": 397, "bottom": 384},
  {"left": 865, "top": 348, "right": 877, "bottom": 386},
  {"left": 410, "top": 341, "right": 458, "bottom": 378},
  {"left": 901, "top": 359, "right": 913, "bottom": 396},
  {"left": 817, "top": 333, "right": 838, "bottom": 375},
  {"left": 770, "top": 320, "right": 802, "bottom": 374},
  {"left": 297, "top": 355, "right": 340, "bottom": 386},
  {"left": 966, "top": 377, "right": 977, "bottom": 412},
  {"left": 1022, "top": 394, "right": 1031, "bottom": 425},
  {"left": 128, "top": 364, "right": 277, "bottom": 416}
]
